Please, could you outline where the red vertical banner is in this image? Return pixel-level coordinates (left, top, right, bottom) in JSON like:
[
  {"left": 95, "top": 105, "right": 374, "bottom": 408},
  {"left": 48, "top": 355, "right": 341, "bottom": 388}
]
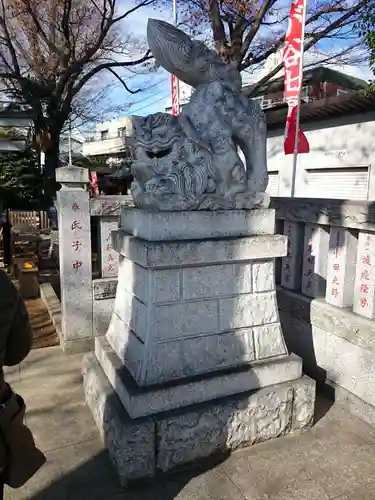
[
  {"left": 90, "top": 171, "right": 99, "bottom": 197},
  {"left": 283, "top": 0, "right": 309, "bottom": 155},
  {"left": 171, "top": 74, "right": 179, "bottom": 116}
]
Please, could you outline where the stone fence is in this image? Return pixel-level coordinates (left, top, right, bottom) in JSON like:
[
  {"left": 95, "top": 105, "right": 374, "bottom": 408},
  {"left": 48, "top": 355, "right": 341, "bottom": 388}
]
[
  {"left": 271, "top": 197, "right": 375, "bottom": 425},
  {"left": 56, "top": 167, "right": 375, "bottom": 424}
]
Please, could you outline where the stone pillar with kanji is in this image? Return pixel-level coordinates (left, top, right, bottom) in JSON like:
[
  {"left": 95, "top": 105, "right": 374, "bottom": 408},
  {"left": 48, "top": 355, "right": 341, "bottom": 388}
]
[
  {"left": 353, "top": 231, "right": 375, "bottom": 318},
  {"left": 301, "top": 224, "right": 330, "bottom": 298},
  {"left": 281, "top": 221, "right": 304, "bottom": 290},
  {"left": 56, "top": 166, "right": 93, "bottom": 354},
  {"left": 98, "top": 217, "right": 119, "bottom": 278},
  {"left": 325, "top": 227, "right": 357, "bottom": 308}
]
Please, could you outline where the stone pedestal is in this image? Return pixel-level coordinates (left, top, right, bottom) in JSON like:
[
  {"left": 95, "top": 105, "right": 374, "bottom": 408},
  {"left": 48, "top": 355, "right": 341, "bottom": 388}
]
[{"left": 83, "top": 208, "right": 316, "bottom": 485}]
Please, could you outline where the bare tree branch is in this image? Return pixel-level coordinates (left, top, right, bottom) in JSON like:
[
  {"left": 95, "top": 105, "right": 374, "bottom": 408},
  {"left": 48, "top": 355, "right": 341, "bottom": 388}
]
[{"left": 106, "top": 67, "right": 142, "bottom": 94}]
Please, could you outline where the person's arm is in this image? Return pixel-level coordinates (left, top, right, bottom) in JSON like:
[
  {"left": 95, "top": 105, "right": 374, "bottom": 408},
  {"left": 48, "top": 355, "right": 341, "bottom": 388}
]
[
  {"left": 0, "top": 271, "right": 33, "bottom": 366},
  {"left": 5, "top": 293, "right": 33, "bottom": 366}
]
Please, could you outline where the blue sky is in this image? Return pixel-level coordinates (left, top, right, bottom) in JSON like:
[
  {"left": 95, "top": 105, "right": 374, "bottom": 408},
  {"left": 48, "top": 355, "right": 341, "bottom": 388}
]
[
  {"left": 107, "top": 2, "right": 173, "bottom": 118},
  {"left": 79, "top": 0, "right": 372, "bottom": 136}
]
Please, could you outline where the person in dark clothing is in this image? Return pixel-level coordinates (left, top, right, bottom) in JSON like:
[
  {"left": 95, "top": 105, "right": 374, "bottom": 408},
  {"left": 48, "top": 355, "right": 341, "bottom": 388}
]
[
  {"left": 1, "top": 211, "right": 12, "bottom": 272},
  {"left": 0, "top": 270, "right": 33, "bottom": 497},
  {"left": 47, "top": 199, "right": 58, "bottom": 258}
]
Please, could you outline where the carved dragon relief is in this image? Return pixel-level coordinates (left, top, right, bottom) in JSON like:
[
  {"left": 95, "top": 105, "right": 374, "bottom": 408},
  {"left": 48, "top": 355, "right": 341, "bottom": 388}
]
[{"left": 130, "top": 19, "right": 269, "bottom": 211}]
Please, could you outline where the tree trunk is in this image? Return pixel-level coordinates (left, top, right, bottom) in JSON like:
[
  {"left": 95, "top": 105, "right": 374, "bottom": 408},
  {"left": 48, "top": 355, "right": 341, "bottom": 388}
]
[{"left": 42, "top": 129, "right": 61, "bottom": 205}]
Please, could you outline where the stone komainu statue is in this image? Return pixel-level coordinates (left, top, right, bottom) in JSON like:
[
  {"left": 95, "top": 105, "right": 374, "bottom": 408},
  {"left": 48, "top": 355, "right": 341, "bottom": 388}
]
[{"left": 131, "top": 19, "right": 269, "bottom": 211}]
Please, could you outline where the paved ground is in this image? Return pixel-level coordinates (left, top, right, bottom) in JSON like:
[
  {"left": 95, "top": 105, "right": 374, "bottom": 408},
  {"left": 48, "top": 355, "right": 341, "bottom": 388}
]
[{"left": 4, "top": 346, "right": 375, "bottom": 500}]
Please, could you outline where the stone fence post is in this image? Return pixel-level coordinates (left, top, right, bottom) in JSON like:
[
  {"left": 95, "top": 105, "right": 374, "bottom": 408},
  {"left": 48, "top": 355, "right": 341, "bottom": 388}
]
[
  {"left": 56, "top": 166, "right": 93, "bottom": 354},
  {"left": 98, "top": 216, "right": 119, "bottom": 278}
]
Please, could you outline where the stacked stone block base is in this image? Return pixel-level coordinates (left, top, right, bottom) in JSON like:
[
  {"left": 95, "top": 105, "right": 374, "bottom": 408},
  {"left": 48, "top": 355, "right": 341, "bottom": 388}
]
[
  {"left": 84, "top": 208, "right": 316, "bottom": 485},
  {"left": 83, "top": 351, "right": 315, "bottom": 485}
]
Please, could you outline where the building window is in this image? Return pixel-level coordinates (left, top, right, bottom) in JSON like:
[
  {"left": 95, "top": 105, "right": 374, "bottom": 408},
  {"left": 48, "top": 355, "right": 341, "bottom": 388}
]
[
  {"left": 118, "top": 127, "right": 126, "bottom": 137},
  {"left": 100, "top": 130, "right": 108, "bottom": 141},
  {"left": 337, "top": 89, "right": 348, "bottom": 96}
]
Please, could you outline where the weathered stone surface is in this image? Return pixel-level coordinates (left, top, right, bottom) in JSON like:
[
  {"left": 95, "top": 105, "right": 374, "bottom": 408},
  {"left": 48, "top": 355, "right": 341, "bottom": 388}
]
[
  {"left": 56, "top": 166, "right": 93, "bottom": 347},
  {"left": 98, "top": 217, "right": 119, "bottom": 278},
  {"left": 353, "top": 231, "right": 375, "bottom": 318},
  {"left": 301, "top": 223, "right": 330, "bottom": 298},
  {"left": 106, "top": 313, "right": 144, "bottom": 381},
  {"left": 82, "top": 353, "right": 155, "bottom": 485},
  {"left": 325, "top": 227, "right": 358, "bottom": 308},
  {"left": 292, "top": 376, "right": 316, "bottom": 430},
  {"left": 327, "top": 378, "right": 375, "bottom": 427},
  {"left": 219, "top": 292, "right": 278, "bottom": 330},
  {"left": 93, "top": 278, "right": 118, "bottom": 300},
  {"left": 279, "top": 310, "right": 327, "bottom": 379},
  {"left": 56, "top": 165, "right": 89, "bottom": 184},
  {"left": 95, "top": 336, "right": 303, "bottom": 417},
  {"left": 181, "top": 329, "right": 255, "bottom": 373},
  {"left": 113, "top": 289, "right": 147, "bottom": 341},
  {"left": 279, "top": 289, "right": 375, "bottom": 413},
  {"left": 311, "top": 297, "right": 375, "bottom": 353},
  {"left": 253, "top": 323, "right": 287, "bottom": 360},
  {"left": 121, "top": 209, "right": 275, "bottom": 241},
  {"left": 277, "top": 286, "right": 312, "bottom": 324},
  {"left": 153, "top": 269, "right": 181, "bottom": 303},
  {"left": 281, "top": 221, "right": 304, "bottom": 290},
  {"left": 322, "top": 328, "right": 375, "bottom": 407},
  {"left": 271, "top": 197, "right": 375, "bottom": 233},
  {"left": 113, "top": 231, "right": 287, "bottom": 268},
  {"left": 90, "top": 195, "right": 134, "bottom": 216},
  {"left": 93, "top": 294, "right": 115, "bottom": 336},
  {"left": 252, "top": 261, "right": 275, "bottom": 292},
  {"left": 277, "top": 288, "right": 375, "bottom": 353},
  {"left": 154, "top": 300, "right": 218, "bottom": 340},
  {"left": 118, "top": 257, "right": 181, "bottom": 304},
  {"left": 131, "top": 20, "right": 268, "bottom": 211},
  {"left": 156, "top": 375, "right": 315, "bottom": 472},
  {"left": 118, "top": 256, "right": 148, "bottom": 303},
  {"left": 182, "top": 263, "right": 252, "bottom": 300}
]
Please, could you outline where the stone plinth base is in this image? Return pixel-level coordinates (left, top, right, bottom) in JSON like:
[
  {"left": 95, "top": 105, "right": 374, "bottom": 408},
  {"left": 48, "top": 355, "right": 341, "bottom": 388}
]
[
  {"left": 95, "top": 336, "right": 303, "bottom": 418},
  {"left": 83, "top": 352, "right": 316, "bottom": 486}
]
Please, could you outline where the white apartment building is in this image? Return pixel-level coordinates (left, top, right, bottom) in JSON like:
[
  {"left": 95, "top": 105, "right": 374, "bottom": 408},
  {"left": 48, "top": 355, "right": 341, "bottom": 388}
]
[{"left": 83, "top": 116, "right": 133, "bottom": 158}]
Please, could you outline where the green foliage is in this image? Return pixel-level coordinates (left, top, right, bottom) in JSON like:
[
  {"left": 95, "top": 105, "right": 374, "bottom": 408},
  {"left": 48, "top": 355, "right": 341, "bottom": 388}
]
[{"left": 0, "top": 149, "right": 42, "bottom": 209}]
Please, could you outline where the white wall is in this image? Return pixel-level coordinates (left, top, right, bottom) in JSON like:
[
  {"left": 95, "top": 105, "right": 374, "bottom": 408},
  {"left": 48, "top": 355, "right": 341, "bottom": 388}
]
[
  {"left": 96, "top": 116, "right": 133, "bottom": 139},
  {"left": 267, "top": 112, "right": 375, "bottom": 200}
]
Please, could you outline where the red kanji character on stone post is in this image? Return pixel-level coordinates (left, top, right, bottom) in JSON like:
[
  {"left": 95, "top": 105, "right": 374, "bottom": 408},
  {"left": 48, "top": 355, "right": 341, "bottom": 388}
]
[
  {"left": 360, "top": 284, "right": 369, "bottom": 294},
  {"left": 331, "top": 288, "right": 339, "bottom": 298},
  {"left": 361, "top": 297, "right": 368, "bottom": 308},
  {"left": 362, "top": 254, "right": 371, "bottom": 266},
  {"left": 72, "top": 203, "right": 80, "bottom": 212},
  {"left": 72, "top": 260, "right": 83, "bottom": 270}
]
